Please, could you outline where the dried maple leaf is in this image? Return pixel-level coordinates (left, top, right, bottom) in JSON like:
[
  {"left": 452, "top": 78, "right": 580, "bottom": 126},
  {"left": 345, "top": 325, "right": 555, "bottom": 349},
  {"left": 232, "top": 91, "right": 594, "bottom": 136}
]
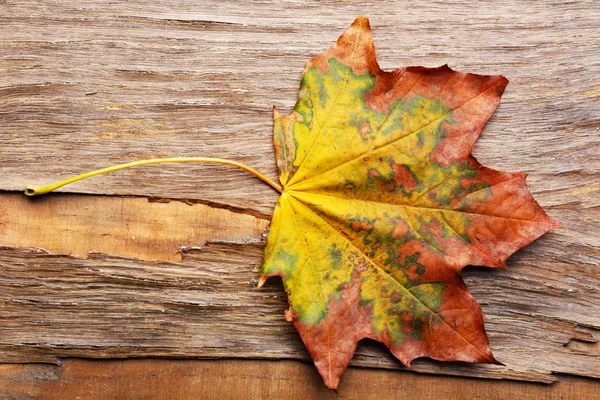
[
  {"left": 24, "top": 15, "right": 560, "bottom": 391},
  {"left": 259, "top": 17, "right": 559, "bottom": 389}
]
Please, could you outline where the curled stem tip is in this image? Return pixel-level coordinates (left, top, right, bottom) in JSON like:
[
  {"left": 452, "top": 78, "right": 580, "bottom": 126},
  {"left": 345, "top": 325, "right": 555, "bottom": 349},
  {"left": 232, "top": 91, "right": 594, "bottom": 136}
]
[{"left": 24, "top": 157, "right": 283, "bottom": 196}]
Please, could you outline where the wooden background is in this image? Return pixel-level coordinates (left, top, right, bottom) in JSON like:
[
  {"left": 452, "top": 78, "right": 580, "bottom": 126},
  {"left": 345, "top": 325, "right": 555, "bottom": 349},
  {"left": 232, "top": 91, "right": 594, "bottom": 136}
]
[{"left": 1, "top": 0, "right": 599, "bottom": 398}]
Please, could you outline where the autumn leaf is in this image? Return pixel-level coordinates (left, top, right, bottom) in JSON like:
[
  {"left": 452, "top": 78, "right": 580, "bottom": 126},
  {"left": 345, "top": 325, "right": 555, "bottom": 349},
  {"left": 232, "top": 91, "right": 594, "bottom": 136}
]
[
  {"left": 22, "top": 15, "right": 559, "bottom": 392},
  {"left": 259, "top": 17, "right": 559, "bottom": 389}
]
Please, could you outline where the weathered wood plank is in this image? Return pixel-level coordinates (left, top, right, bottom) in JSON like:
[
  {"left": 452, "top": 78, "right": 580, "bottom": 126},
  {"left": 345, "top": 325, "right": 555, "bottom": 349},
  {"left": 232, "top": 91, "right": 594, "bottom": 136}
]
[
  {"left": 1, "top": 1, "right": 599, "bottom": 214},
  {"left": 0, "top": 193, "right": 599, "bottom": 383},
  {"left": 0, "top": 193, "right": 268, "bottom": 261},
  {"left": 2, "top": 359, "right": 600, "bottom": 400},
  {"left": 0, "top": 0, "right": 599, "bottom": 388}
]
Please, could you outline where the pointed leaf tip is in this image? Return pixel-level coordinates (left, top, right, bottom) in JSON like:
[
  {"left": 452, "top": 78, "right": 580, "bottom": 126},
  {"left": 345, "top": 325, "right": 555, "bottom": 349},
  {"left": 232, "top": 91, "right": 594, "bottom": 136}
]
[
  {"left": 352, "top": 16, "right": 370, "bottom": 27},
  {"left": 306, "top": 15, "right": 379, "bottom": 77},
  {"left": 257, "top": 273, "right": 268, "bottom": 288}
]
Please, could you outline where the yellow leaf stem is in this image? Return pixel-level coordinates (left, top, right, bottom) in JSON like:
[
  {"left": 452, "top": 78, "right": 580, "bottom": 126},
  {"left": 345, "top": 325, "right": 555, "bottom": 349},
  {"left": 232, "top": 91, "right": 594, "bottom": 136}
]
[{"left": 24, "top": 157, "right": 282, "bottom": 196}]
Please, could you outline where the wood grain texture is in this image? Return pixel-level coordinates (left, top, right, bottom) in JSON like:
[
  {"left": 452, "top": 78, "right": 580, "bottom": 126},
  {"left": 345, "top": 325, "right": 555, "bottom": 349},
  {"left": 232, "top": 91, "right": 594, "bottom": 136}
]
[
  {"left": 0, "top": 193, "right": 268, "bottom": 261},
  {"left": 2, "top": 359, "right": 600, "bottom": 400},
  {"left": 0, "top": 0, "right": 599, "bottom": 389}
]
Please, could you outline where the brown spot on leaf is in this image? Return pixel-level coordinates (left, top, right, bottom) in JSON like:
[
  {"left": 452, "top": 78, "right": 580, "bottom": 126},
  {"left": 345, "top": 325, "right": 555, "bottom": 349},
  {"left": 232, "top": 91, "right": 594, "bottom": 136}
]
[
  {"left": 391, "top": 163, "right": 418, "bottom": 193},
  {"left": 359, "top": 122, "right": 371, "bottom": 140},
  {"left": 391, "top": 218, "right": 409, "bottom": 239},
  {"left": 351, "top": 218, "right": 374, "bottom": 232},
  {"left": 368, "top": 169, "right": 381, "bottom": 179}
]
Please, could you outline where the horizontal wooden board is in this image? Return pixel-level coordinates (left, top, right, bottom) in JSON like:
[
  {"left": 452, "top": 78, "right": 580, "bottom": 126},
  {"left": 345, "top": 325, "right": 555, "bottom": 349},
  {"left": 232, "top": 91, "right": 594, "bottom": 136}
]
[
  {"left": 1, "top": 0, "right": 598, "bottom": 215},
  {"left": 0, "top": 193, "right": 268, "bottom": 261},
  {"left": 0, "top": 193, "right": 599, "bottom": 384},
  {"left": 2, "top": 359, "right": 600, "bottom": 400}
]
